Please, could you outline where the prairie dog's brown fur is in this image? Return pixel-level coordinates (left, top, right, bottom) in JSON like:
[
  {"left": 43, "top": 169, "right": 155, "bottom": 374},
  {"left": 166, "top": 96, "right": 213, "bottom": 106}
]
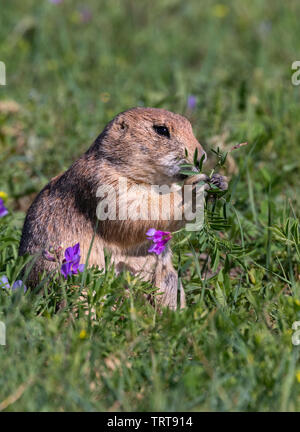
[{"left": 19, "top": 107, "right": 212, "bottom": 309}]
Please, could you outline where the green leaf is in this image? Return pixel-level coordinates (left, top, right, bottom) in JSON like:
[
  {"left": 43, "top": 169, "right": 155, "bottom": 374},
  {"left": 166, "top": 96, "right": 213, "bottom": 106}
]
[
  {"left": 215, "top": 282, "right": 227, "bottom": 307},
  {"left": 197, "top": 153, "right": 206, "bottom": 172},
  {"left": 193, "top": 147, "right": 198, "bottom": 167}
]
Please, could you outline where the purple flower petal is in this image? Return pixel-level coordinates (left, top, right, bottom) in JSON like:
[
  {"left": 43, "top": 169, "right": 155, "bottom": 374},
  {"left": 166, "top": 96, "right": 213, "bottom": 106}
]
[
  {"left": 78, "top": 264, "right": 85, "bottom": 273},
  {"left": 12, "top": 280, "right": 27, "bottom": 293},
  {"left": 61, "top": 243, "right": 84, "bottom": 278},
  {"left": 72, "top": 243, "right": 80, "bottom": 256},
  {"left": 65, "top": 243, "right": 80, "bottom": 262},
  {"left": 146, "top": 229, "right": 172, "bottom": 255},
  {"left": 0, "top": 208, "right": 8, "bottom": 218},
  {"left": 61, "top": 261, "right": 72, "bottom": 279},
  {"left": 64, "top": 246, "right": 75, "bottom": 262},
  {"left": 71, "top": 255, "right": 81, "bottom": 274},
  {"left": 0, "top": 276, "right": 10, "bottom": 289},
  {"left": 152, "top": 231, "right": 165, "bottom": 242},
  {"left": 0, "top": 198, "right": 8, "bottom": 218},
  {"left": 148, "top": 243, "right": 165, "bottom": 255},
  {"left": 1, "top": 276, "right": 27, "bottom": 292},
  {"left": 146, "top": 228, "right": 156, "bottom": 237},
  {"left": 148, "top": 244, "right": 158, "bottom": 254},
  {"left": 187, "top": 95, "right": 197, "bottom": 110},
  {"left": 153, "top": 231, "right": 171, "bottom": 243}
]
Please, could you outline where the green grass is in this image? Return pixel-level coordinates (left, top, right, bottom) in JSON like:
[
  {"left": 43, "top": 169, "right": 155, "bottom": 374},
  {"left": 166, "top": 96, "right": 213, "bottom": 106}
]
[{"left": 0, "top": 0, "right": 300, "bottom": 411}]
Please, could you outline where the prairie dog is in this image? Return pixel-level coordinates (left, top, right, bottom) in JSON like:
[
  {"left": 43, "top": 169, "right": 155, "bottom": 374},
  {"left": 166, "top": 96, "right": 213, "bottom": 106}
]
[{"left": 19, "top": 107, "right": 226, "bottom": 309}]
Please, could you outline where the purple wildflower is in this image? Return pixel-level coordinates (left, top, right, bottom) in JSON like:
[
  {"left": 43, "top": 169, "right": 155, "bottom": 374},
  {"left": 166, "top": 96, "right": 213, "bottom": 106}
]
[
  {"left": 187, "top": 95, "right": 197, "bottom": 111},
  {"left": 146, "top": 229, "right": 172, "bottom": 255},
  {"left": 60, "top": 243, "right": 85, "bottom": 279},
  {"left": 0, "top": 198, "right": 8, "bottom": 218},
  {"left": 0, "top": 276, "right": 10, "bottom": 290},
  {"left": 0, "top": 276, "right": 27, "bottom": 293},
  {"left": 12, "top": 280, "right": 27, "bottom": 292}
]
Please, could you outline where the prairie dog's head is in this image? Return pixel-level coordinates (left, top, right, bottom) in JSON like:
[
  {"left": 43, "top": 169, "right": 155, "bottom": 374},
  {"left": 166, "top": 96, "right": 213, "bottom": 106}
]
[{"left": 94, "top": 107, "right": 206, "bottom": 184}]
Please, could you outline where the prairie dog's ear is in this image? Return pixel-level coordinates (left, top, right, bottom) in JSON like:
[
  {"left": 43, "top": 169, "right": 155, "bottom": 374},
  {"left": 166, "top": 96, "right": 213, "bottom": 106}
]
[{"left": 114, "top": 117, "right": 128, "bottom": 133}]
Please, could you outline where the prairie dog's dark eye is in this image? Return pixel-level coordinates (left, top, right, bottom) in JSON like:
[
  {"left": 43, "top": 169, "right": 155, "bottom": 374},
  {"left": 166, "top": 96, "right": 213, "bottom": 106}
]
[{"left": 153, "top": 125, "right": 170, "bottom": 138}]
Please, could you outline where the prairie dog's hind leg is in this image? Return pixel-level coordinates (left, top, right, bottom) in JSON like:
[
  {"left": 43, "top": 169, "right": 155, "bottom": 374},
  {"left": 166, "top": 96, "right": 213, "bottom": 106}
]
[{"left": 153, "top": 253, "right": 186, "bottom": 310}]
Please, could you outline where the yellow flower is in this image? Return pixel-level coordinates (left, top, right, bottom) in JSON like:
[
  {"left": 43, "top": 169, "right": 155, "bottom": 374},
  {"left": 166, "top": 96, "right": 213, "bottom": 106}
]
[
  {"left": 295, "top": 299, "right": 300, "bottom": 306},
  {"left": 296, "top": 371, "right": 300, "bottom": 383},
  {"left": 0, "top": 191, "right": 8, "bottom": 201},
  {"left": 79, "top": 329, "right": 87, "bottom": 339},
  {"left": 100, "top": 92, "right": 111, "bottom": 103},
  {"left": 212, "top": 4, "right": 229, "bottom": 18}
]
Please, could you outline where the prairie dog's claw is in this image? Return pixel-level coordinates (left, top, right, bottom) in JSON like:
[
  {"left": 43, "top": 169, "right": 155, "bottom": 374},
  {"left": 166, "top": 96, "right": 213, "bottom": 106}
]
[{"left": 209, "top": 173, "right": 228, "bottom": 191}]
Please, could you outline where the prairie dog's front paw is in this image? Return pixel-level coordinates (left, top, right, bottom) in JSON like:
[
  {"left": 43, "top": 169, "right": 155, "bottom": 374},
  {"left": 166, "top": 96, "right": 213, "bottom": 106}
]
[
  {"left": 209, "top": 173, "right": 228, "bottom": 191},
  {"left": 184, "top": 173, "right": 228, "bottom": 192},
  {"left": 184, "top": 173, "right": 209, "bottom": 187}
]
